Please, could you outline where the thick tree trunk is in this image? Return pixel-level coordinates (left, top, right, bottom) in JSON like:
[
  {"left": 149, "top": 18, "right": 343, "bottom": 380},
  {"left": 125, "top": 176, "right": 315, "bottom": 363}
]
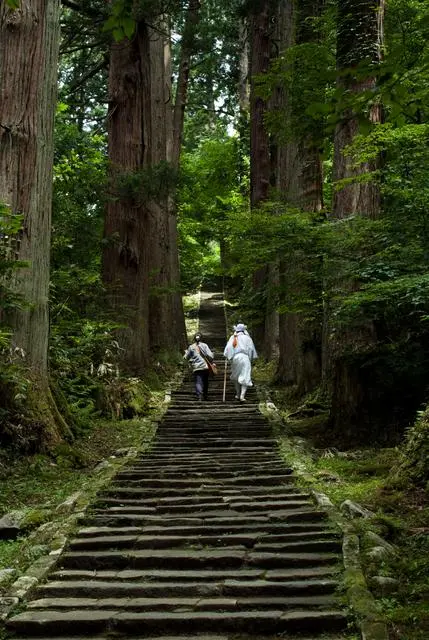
[
  {"left": 147, "top": 21, "right": 174, "bottom": 353},
  {"left": 169, "top": 3, "right": 201, "bottom": 348},
  {"left": 323, "top": 0, "right": 385, "bottom": 438},
  {"left": 332, "top": 0, "right": 384, "bottom": 220},
  {"left": 249, "top": 0, "right": 278, "bottom": 357},
  {"left": 0, "top": 0, "right": 69, "bottom": 445},
  {"left": 172, "top": 0, "right": 201, "bottom": 169},
  {"left": 164, "top": 20, "right": 187, "bottom": 350},
  {"left": 102, "top": 22, "right": 151, "bottom": 374},
  {"left": 276, "top": 0, "right": 324, "bottom": 393}
]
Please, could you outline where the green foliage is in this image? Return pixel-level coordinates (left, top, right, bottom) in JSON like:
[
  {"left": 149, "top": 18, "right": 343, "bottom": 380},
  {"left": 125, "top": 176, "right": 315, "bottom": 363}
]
[
  {"left": 178, "top": 135, "right": 246, "bottom": 290},
  {"left": 113, "top": 162, "right": 177, "bottom": 206},
  {"left": 395, "top": 406, "right": 429, "bottom": 486}
]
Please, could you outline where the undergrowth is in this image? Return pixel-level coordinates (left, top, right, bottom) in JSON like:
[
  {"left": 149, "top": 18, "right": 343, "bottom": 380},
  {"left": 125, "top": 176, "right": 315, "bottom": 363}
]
[{"left": 269, "top": 384, "right": 429, "bottom": 640}]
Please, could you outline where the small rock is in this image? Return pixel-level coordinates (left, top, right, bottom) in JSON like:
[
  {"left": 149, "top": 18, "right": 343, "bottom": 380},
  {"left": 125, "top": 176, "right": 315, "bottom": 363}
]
[
  {"left": 94, "top": 460, "right": 111, "bottom": 473},
  {"left": 0, "top": 596, "right": 19, "bottom": 621},
  {"left": 0, "top": 511, "right": 26, "bottom": 540},
  {"left": 10, "top": 575, "right": 38, "bottom": 599},
  {"left": 368, "top": 575, "right": 399, "bottom": 597},
  {"left": 0, "top": 568, "right": 17, "bottom": 586},
  {"left": 366, "top": 545, "right": 393, "bottom": 562},
  {"left": 55, "top": 492, "right": 82, "bottom": 514},
  {"left": 312, "top": 491, "right": 335, "bottom": 509},
  {"left": 363, "top": 531, "right": 396, "bottom": 554},
  {"left": 315, "top": 470, "right": 340, "bottom": 483},
  {"left": 114, "top": 448, "right": 130, "bottom": 457},
  {"left": 341, "top": 499, "right": 374, "bottom": 519}
]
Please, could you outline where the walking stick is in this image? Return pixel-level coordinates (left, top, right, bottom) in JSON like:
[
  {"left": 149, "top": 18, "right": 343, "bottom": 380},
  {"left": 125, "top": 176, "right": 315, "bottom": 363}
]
[{"left": 222, "top": 358, "right": 228, "bottom": 403}]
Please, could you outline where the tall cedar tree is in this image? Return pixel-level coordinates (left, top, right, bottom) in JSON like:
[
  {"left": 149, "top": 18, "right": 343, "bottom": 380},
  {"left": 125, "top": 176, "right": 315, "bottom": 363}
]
[
  {"left": 102, "top": 15, "right": 186, "bottom": 371},
  {"left": 250, "top": 0, "right": 279, "bottom": 358},
  {"left": 276, "top": 0, "right": 324, "bottom": 394},
  {"left": 324, "top": 0, "right": 385, "bottom": 437},
  {"left": 0, "top": 0, "right": 71, "bottom": 444}
]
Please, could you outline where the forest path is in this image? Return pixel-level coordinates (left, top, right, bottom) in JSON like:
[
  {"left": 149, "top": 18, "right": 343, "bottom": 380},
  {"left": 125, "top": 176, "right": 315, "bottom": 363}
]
[{"left": 7, "top": 289, "right": 352, "bottom": 639}]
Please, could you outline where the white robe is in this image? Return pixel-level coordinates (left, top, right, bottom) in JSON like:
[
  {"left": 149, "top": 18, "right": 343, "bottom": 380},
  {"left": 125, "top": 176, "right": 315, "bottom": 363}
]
[{"left": 223, "top": 332, "right": 258, "bottom": 387}]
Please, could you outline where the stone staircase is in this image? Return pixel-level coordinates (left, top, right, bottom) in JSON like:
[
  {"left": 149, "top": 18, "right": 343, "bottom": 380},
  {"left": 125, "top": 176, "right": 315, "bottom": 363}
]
[{"left": 7, "top": 290, "right": 353, "bottom": 639}]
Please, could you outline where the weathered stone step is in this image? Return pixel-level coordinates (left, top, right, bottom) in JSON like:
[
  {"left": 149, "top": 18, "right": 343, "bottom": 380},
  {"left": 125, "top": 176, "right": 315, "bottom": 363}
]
[
  {"left": 68, "top": 532, "right": 340, "bottom": 551},
  {"left": 97, "top": 494, "right": 311, "bottom": 508},
  {"left": 59, "top": 549, "right": 339, "bottom": 571},
  {"left": 8, "top": 608, "right": 347, "bottom": 636},
  {"left": 84, "top": 509, "right": 328, "bottom": 528},
  {"left": 87, "top": 507, "right": 325, "bottom": 527},
  {"left": 75, "top": 521, "right": 335, "bottom": 538},
  {"left": 101, "top": 482, "right": 305, "bottom": 502},
  {"left": 101, "top": 488, "right": 305, "bottom": 500},
  {"left": 134, "top": 451, "right": 280, "bottom": 460},
  {"left": 50, "top": 565, "right": 339, "bottom": 583},
  {"left": 122, "top": 460, "right": 283, "bottom": 471},
  {"left": 104, "top": 475, "right": 296, "bottom": 488},
  {"left": 110, "top": 468, "right": 293, "bottom": 482},
  {"left": 27, "top": 594, "right": 338, "bottom": 612},
  {"left": 96, "top": 499, "right": 314, "bottom": 513},
  {"left": 149, "top": 441, "right": 279, "bottom": 450},
  {"left": 92, "top": 501, "right": 314, "bottom": 518},
  {"left": 148, "top": 443, "right": 279, "bottom": 451}
]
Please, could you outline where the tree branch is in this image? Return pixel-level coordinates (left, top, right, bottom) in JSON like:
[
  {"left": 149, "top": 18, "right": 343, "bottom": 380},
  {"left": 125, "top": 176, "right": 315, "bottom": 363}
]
[{"left": 65, "top": 59, "right": 107, "bottom": 95}]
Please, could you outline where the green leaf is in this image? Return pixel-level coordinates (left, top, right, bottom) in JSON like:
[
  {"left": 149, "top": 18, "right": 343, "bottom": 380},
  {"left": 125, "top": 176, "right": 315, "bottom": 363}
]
[
  {"left": 122, "top": 16, "right": 136, "bottom": 39},
  {"left": 6, "top": 0, "right": 19, "bottom": 7}
]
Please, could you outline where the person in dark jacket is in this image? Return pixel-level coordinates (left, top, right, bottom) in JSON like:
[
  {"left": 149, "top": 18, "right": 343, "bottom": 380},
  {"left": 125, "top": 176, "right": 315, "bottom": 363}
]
[{"left": 184, "top": 332, "right": 215, "bottom": 401}]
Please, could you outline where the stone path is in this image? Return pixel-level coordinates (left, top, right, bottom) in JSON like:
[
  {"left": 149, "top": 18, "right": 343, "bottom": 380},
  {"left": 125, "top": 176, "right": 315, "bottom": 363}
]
[{"left": 7, "top": 290, "right": 352, "bottom": 639}]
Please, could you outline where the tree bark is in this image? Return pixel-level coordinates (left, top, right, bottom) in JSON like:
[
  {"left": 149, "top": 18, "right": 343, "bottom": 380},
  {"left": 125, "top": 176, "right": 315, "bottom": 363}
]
[
  {"left": 249, "top": 0, "right": 278, "bottom": 357},
  {"left": 102, "top": 22, "right": 152, "bottom": 374},
  {"left": 0, "top": 0, "right": 70, "bottom": 444},
  {"left": 164, "top": 24, "right": 187, "bottom": 349},
  {"left": 172, "top": 0, "right": 201, "bottom": 169},
  {"left": 169, "top": 2, "right": 201, "bottom": 347},
  {"left": 275, "top": 0, "right": 324, "bottom": 393},
  {"left": 332, "top": 0, "right": 385, "bottom": 219},
  {"left": 323, "top": 0, "right": 385, "bottom": 438}
]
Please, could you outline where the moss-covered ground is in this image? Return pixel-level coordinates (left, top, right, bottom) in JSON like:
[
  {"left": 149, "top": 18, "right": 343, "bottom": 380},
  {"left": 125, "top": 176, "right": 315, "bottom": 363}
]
[{"left": 255, "top": 366, "right": 429, "bottom": 640}]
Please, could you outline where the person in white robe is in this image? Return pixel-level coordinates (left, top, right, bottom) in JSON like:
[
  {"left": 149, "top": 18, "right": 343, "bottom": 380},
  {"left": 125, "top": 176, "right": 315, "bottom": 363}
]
[{"left": 223, "top": 323, "right": 257, "bottom": 402}]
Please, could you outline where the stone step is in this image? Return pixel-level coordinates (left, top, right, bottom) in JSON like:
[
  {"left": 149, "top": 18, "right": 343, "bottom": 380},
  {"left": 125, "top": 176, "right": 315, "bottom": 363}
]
[
  {"left": 75, "top": 522, "right": 336, "bottom": 538},
  {"left": 111, "top": 469, "right": 292, "bottom": 481},
  {"left": 50, "top": 565, "right": 339, "bottom": 583},
  {"left": 68, "top": 533, "right": 340, "bottom": 552},
  {"left": 91, "top": 501, "right": 314, "bottom": 518},
  {"left": 8, "top": 608, "right": 347, "bottom": 636},
  {"left": 58, "top": 549, "right": 340, "bottom": 571},
  {"left": 97, "top": 494, "right": 311, "bottom": 507},
  {"left": 97, "top": 486, "right": 301, "bottom": 499},
  {"left": 83, "top": 509, "right": 328, "bottom": 528},
  {"left": 96, "top": 499, "right": 314, "bottom": 513},
  {"left": 102, "top": 475, "right": 297, "bottom": 488},
  {"left": 26, "top": 594, "right": 338, "bottom": 612},
  {"left": 133, "top": 451, "right": 280, "bottom": 460},
  {"left": 148, "top": 441, "right": 280, "bottom": 450},
  {"left": 111, "top": 468, "right": 294, "bottom": 481}
]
